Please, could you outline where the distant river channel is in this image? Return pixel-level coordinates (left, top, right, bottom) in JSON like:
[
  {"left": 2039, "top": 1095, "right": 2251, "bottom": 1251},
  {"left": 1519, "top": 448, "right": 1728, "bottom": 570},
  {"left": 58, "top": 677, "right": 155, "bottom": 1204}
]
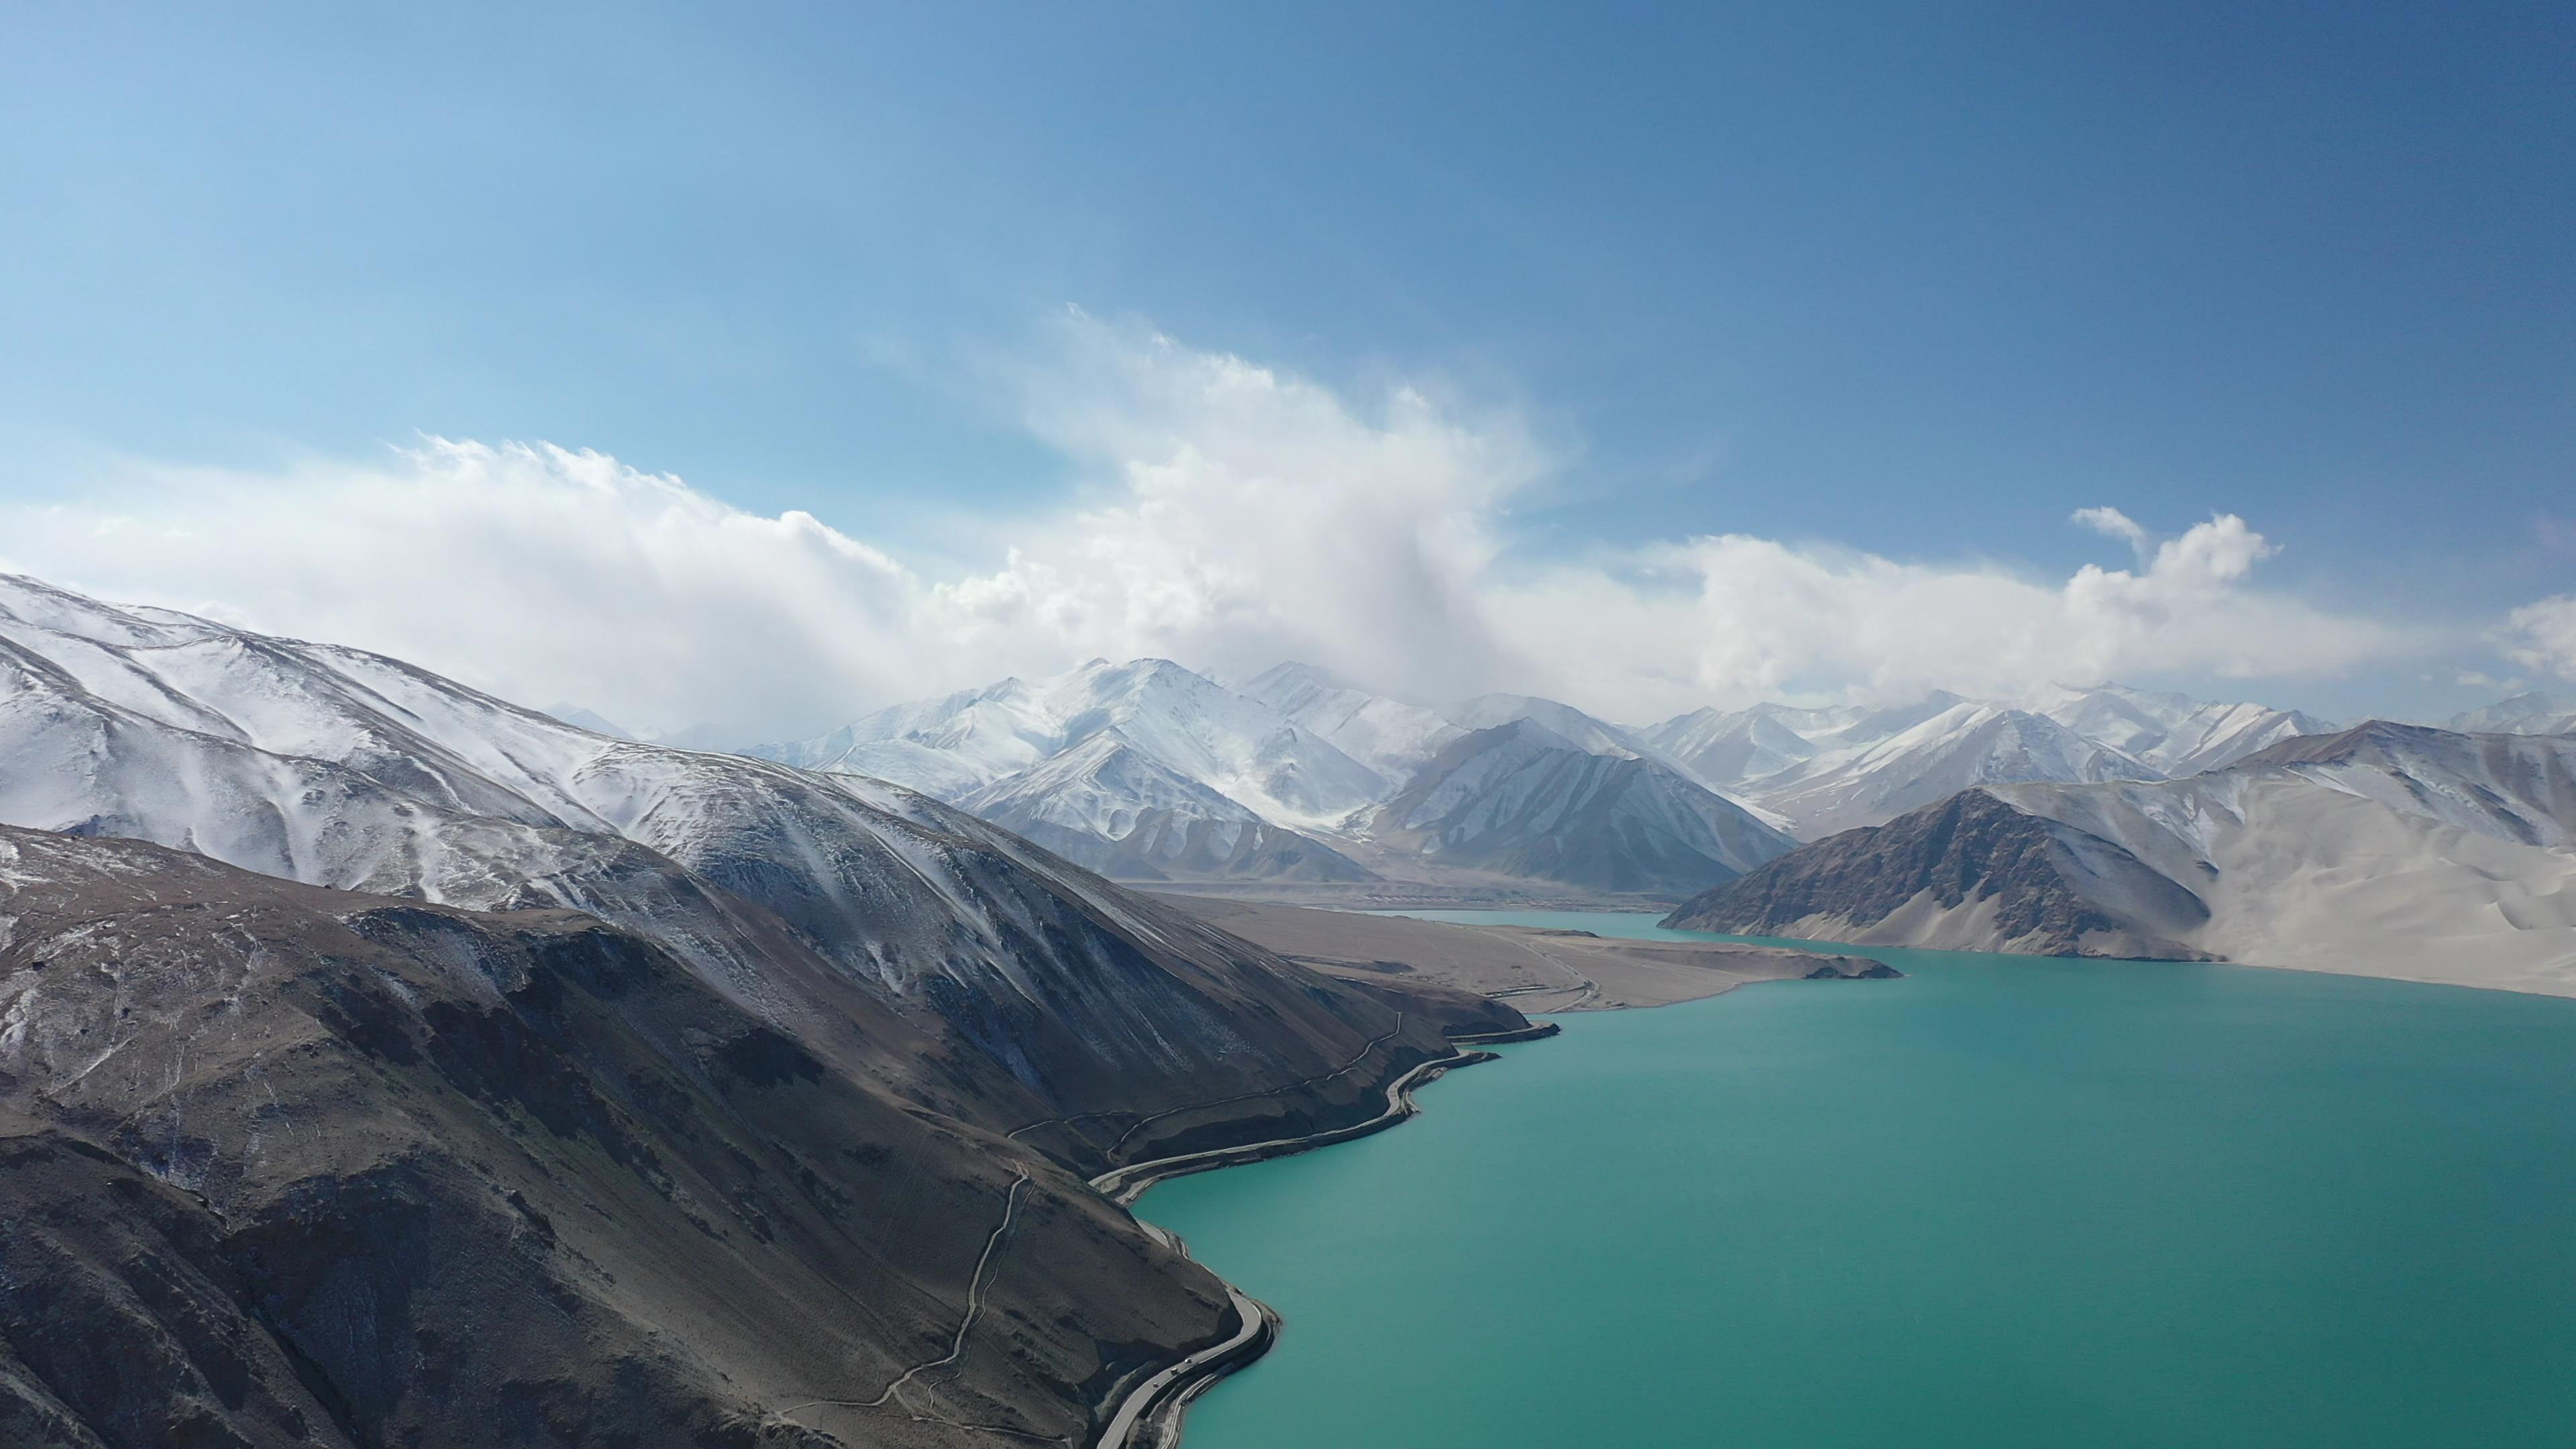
[{"left": 1134, "top": 912, "right": 2576, "bottom": 1448}]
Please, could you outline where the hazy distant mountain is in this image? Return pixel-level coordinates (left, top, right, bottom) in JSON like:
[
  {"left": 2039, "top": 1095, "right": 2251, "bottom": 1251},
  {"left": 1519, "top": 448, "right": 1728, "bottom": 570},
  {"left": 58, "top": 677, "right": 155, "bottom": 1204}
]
[
  {"left": 1743, "top": 701, "right": 2165, "bottom": 839},
  {"left": 1633, "top": 684, "right": 2330, "bottom": 839},
  {"left": 748, "top": 657, "right": 1391, "bottom": 881},
  {"left": 755, "top": 662, "right": 2350, "bottom": 885},
  {"left": 1668, "top": 722, "right": 2576, "bottom": 994},
  {"left": 1444, "top": 692, "right": 1656, "bottom": 757},
  {"left": 1362, "top": 719, "right": 1797, "bottom": 895},
  {"left": 2021, "top": 682, "right": 2331, "bottom": 775},
  {"left": 1237, "top": 661, "right": 1465, "bottom": 785},
  {"left": 957, "top": 729, "right": 1374, "bottom": 881},
  {"left": 1637, "top": 704, "right": 1825, "bottom": 788},
  {"left": 2450, "top": 692, "right": 2576, "bottom": 737},
  {"left": 541, "top": 700, "right": 634, "bottom": 737},
  {"left": 755, "top": 656, "right": 1386, "bottom": 826}
]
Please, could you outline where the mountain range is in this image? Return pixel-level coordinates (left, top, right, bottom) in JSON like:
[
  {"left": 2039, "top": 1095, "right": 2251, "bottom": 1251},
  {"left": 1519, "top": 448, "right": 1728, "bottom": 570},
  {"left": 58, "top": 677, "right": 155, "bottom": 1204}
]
[
  {"left": 747, "top": 662, "right": 2384, "bottom": 900},
  {"left": 5, "top": 566, "right": 2573, "bottom": 1440},
  {"left": 1667, "top": 721, "right": 2576, "bottom": 994},
  {"left": 749, "top": 661, "right": 1801, "bottom": 898},
  {"left": 0, "top": 574, "right": 1531, "bottom": 1444}
]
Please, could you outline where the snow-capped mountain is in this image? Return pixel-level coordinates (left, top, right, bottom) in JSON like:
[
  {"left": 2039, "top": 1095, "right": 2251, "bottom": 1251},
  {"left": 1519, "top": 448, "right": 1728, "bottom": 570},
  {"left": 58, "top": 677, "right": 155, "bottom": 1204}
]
[
  {"left": 957, "top": 729, "right": 1373, "bottom": 881},
  {"left": 1358, "top": 719, "right": 1799, "bottom": 895},
  {"left": 1438, "top": 689, "right": 1795, "bottom": 830},
  {"left": 755, "top": 657, "right": 1386, "bottom": 827},
  {"left": 2450, "top": 692, "right": 2576, "bottom": 737},
  {"left": 1636, "top": 704, "right": 1825, "bottom": 788},
  {"left": 0, "top": 574, "right": 1501, "bottom": 1131},
  {"left": 765, "top": 664, "right": 1802, "bottom": 896},
  {"left": 1628, "top": 684, "right": 2330, "bottom": 839},
  {"left": 0, "top": 574, "right": 1534, "bottom": 1442},
  {"left": 1444, "top": 692, "right": 1654, "bottom": 757},
  {"left": 758, "top": 658, "right": 2344, "bottom": 885},
  {"left": 2021, "top": 683, "right": 2330, "bottom": 775},
  {"left": 749, "top": 657, "right": 1387, "bottom": 881},
  {"left": 1236, "top": 661, "right": 1464, "bottom": 784},
  {"left": 1668, "top": 722, "right": 2576, "bottom": 995},
  {"left": 1740, "top": 701, "right": 2166, "bottom": 839}
]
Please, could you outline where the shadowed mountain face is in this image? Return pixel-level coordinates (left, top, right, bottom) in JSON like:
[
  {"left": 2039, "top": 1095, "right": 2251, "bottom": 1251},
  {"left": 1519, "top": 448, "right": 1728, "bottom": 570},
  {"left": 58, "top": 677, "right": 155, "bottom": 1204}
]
[
  {"left": 0, "top": 827, "right": 1245, "bottom": 1448},
  {"left": 1667, "top": 722, "right": 2576, "bottom": 994},
  {"left": 1662, "top": 788, "right": 2214, "bottom": 960},
  {"left": 0, "top": 576, "right": 1530, "bottom": 1444}
]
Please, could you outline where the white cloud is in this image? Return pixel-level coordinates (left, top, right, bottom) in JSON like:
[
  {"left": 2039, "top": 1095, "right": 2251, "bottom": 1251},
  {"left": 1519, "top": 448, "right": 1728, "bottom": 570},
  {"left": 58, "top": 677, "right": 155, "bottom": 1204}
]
[
  {"left": 2502, "top": 595, "right": 2576, "bottom": 683},
  {"left": 2070, "top": 505, "right": 2149, "bottom": 557},
  {"left": 0, "top": 314, "right": 2425, "bottom": 736}
]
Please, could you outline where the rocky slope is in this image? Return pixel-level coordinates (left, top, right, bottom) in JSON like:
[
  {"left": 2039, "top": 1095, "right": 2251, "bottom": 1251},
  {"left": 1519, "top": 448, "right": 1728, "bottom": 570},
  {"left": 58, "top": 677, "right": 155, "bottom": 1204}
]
[
  {"left": 0, "top": 826, "right": 1249, "bottom": 1448},
  {"left": 0, "top": 574, "right": 1532, "bottom": 1444},
  {"left": 1667, "top": 722, "right": 2576, "bottom": 994},
  {"left": 1664, "top": 788, "right": 2215, "bottom": 960}
]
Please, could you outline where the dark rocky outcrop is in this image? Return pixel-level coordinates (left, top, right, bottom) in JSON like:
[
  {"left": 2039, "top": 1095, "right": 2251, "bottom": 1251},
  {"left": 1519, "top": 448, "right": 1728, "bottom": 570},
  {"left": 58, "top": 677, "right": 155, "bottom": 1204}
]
[{"left": 1662, "top": 788, "right": 2212, "bottom": 960}]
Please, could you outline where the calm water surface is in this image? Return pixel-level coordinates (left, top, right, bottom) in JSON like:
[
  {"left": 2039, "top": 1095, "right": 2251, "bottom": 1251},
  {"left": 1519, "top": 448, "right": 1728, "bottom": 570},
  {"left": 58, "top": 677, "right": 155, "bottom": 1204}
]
[{"left": 1138, "top": 913, "right": 2576, "bottom": 1448}]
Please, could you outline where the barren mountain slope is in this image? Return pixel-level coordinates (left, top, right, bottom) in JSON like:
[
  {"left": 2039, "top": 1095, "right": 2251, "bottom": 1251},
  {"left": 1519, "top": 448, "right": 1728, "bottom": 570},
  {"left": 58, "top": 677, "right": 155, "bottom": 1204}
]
[
  {"left": 0, "top": 826, "right": 1263, "bottom": 1448},
  {"left": 1669, "top": 723, "right": 2576, "bottom": 995}
]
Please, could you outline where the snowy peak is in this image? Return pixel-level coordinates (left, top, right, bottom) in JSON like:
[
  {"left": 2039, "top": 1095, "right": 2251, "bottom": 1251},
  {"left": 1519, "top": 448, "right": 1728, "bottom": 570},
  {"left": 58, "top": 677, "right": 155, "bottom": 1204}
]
[
  {"left": 747, "top": 657, "right": 1397, "bottom": 884},
  {"left": 951, "top": 727, "right": 1375, "bottom": 882},
  {"left": 1364, "top": 720, "right": 1798, "bottom": 896},
  {"left": 1750, "top": 701, "right": 2165, "bottom": 839},
  {"left": 0, "top": 574, "right": 1493, "bottom": 1125},
  {"left": 2023, "top": 682, "right": 2331, "bottom": 775},
  {"left": 1443, "top": 692, "right": 1647, "bottom": 758},
  {"left": 2449, "top": 693, "right": 2576, "bottom": 737},
  {"left": 1674, "top": 719, "right": 2576, "bottom": 991},
  {"left": 754, "top": 656, "right": 1387, "bottom": 830},
  {"left": 1639, "top": 705, "right": 1821, "bottom": 788},
  {"left": 1236, "top": 661, "right": 1464, "bottom": 784}
]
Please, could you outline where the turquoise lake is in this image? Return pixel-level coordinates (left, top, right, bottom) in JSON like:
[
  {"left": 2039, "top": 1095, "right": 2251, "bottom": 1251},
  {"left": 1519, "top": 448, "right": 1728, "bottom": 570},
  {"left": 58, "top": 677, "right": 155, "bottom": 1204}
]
[{"left": 1136, "top": 914, "right": 2576, "bottom": 1448}]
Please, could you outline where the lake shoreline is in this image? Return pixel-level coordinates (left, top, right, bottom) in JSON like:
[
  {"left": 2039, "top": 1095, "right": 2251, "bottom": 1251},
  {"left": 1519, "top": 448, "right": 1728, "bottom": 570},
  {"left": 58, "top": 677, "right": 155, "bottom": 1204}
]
[
  {"left": 1373, "top": 903, "right": 2576, "bottom": 1004},
  {"left": 1087, "top": 1023, "right": 1555, "bottom": 1448}
]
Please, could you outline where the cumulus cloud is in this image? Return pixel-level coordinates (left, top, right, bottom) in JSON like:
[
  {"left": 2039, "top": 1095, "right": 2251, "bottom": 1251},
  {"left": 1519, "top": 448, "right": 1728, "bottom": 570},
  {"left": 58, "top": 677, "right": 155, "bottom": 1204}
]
[
  {"left": 0, "top": 313, "right": 2422, "bottom": 736},
  {"left": 2501, "top": 596, "right": 2576, "bottom": 683}
]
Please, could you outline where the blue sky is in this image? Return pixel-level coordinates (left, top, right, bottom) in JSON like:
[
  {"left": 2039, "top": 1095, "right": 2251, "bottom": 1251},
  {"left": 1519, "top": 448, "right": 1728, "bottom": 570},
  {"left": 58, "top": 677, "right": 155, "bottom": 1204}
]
[{"left": 3, "top": 2, "right": 2571, "bottom": 731}]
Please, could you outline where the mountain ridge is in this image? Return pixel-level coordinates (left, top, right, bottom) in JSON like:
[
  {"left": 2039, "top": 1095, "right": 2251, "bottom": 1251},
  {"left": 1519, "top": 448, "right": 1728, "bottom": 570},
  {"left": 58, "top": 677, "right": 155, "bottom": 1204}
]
[{"left": 1665, "top": 719, "right": 2576, "bottom": 995}]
